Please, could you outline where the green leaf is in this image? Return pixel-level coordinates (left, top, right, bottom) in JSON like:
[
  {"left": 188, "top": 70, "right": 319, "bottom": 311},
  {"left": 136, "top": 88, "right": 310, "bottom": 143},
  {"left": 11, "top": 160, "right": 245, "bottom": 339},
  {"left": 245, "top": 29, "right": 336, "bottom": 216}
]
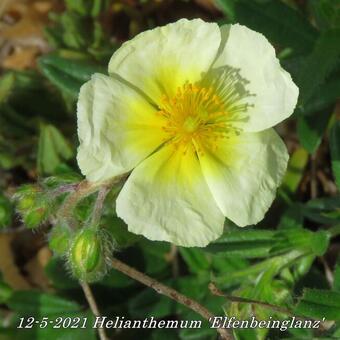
[
  {"left": 215, "top": 251, "right": 304, "bottom": 288},
  {"left": 330, "top": 121, "right": 340, "bottom": 190},
  {"left": 227, "top": 280, "right": 291, "bottom": 339},
  {"left": 232, "top": 328, "right": 259, "bottom": 340},
  {"left": 45, "top": 257, "right": 79, "bottom": 290},
  {"left": 211, "top": 255, "right": 249, "bottom": 275},
  {"left": 100, "top": 268, "right": 134, "bottom": 288},
  {"left": 205, "top": 230, "right": 275, "bottom": 258},
  {"left": 37, "top": 124, "right": 73, "bottom": 175},
  {"left": 179, "top": 327, "right": 215, "bottom": 340},
  {"left": 295, "top": 289, "right": 340, "bottom": 320},
  {"left": 138, "top": 240, "right": 171, "bottom": 276},
  {"left": 302, "top": 74, "right": 340, "bottom": 115},
  {"left": 60, "top": 12, "right": 89, "bottom": 49},
  {"left": 215, "top": 0, "right": 318, "bottom": 54},
  {"left": 38, "top": 62, "right": 83, "bottom": 97},
  {"left": 104, "top": 215, "right": 140, "bottom": 248},
  {"left": 271, "top": 229, "right": 330, "bottom": 257},
  {"left": 128, "top": 288, "right": 175, "bottom": 319},
  {"left": 152, "top": 329, "right": 180, "bottom": 340},
  {"left": 215, "top": 0, "right": 236, "bottom": 21},
  {"left": 0, "top": 71, "right": 67, "bottom": 129},
  {"left": 297, "top": 109, "right": 333, "bottom": 153},
  {"left": 310, "top": 0, "right": 340, "bottom": 30},
  {"left": 38, "top": 54, "right": 105, "bottom": 97},
  {"left": 7, "top": 291, "right": 81, "bottom": 317},
  {"left": 39, "top": 54, "right": 106, "bottom": 83},
  {"left": 303, "top": 196, "right": 340, "bottom": 224},
  {"left": 0, "top": 281, "right": 13, "bottom": 304},
  {"left": 281, "top": 147, "right": 309, "bottom": 195},
  {"left": 278, "top": 205, "right": 304, "bottom": 230},
  {"left": 294, "top": 255, "right": 316, "bottom": 279},
  {"left": 297, "top": 29, "right": 340, "bottom": 107},
  {"left": 0, "top": 72, "right": 15, "bottom": 103},
  {"left": 179, "top": 248, "right": 210, "bottom": 274},
  {"left": 65, "top": 0, "right": 110, "bottom": 17}
]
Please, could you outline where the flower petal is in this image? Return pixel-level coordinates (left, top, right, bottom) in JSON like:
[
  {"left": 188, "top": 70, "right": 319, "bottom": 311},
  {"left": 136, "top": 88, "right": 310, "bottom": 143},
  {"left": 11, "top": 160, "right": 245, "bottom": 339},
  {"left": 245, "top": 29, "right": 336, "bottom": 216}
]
[
  {"left": 108, "top": 18, "right": 221, "bottom": 105},
  {"left": 213, "top": 24, "right": 298, "bottom": 132},
  {"left": 116, "top": 145, "right": 225, "bottom": 247},
  {"left": 197, "top": 129, "right": 288, "bottom": 226},
  {"left": 77, "top": 73, "right": 167, "bottom": 182}
]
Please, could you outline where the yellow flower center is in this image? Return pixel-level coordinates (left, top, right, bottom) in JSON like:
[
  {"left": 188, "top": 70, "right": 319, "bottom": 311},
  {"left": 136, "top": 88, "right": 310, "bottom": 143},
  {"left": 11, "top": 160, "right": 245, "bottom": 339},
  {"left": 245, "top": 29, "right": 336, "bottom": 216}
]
[{"left": 157, "top": 79, "right": 248, "bottom": 155}]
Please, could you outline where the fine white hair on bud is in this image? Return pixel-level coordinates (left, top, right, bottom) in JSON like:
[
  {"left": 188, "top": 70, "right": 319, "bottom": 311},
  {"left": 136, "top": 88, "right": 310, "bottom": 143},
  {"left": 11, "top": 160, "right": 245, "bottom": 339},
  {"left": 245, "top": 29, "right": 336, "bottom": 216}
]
[{"left": 68, "top": 226, "right": 114, "bottom": 282}]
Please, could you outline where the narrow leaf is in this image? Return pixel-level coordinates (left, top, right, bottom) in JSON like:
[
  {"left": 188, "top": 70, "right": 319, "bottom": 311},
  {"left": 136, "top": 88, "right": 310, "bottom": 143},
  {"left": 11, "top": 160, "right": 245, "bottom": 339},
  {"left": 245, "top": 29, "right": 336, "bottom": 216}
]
[
  {"left": 298, "top": 29, "right": 340, "bottom": 106},
  {"left": 297, "top": 109, "right": 333, "bottom": 153},
  {"left": 37, "top": 124, "right": 73, "bottom": 175},
  {"left": 281, "top": 147, "right": 308, "bottom": 195},
  {"left": 295, "top": 289, "right": 340, "bottom": 320},
  {"left": 216, "top": 0, "right": 318, "bottom": 54},
  {"left": 39, "top": 54, "right": 105, "bottom": 82},
  {"left": 205, "top": 230, "right": 275, "bottom": 258},
  {"left": 7, "top": 291, "right": 81, "bottom": 316}
]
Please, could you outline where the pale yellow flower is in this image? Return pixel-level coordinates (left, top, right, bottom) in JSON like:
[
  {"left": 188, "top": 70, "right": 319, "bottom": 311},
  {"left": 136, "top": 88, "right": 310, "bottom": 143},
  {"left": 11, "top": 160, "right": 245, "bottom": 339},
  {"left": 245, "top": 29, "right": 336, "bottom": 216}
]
[{"left": 77, "top": 19, "right": 298, "bottom": 247}]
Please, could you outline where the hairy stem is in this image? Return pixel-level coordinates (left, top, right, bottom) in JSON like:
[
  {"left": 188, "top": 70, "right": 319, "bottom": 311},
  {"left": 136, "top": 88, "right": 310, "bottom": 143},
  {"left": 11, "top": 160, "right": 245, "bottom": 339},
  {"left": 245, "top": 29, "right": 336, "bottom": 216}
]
[
  {"left": 57, "top": 178, "right": 119, "bottom": 228},
  {"left": 58, "top": 181, "right": 100, "bottom": 228},
  {"left": 110, "top": 257, "right": 234, "bottom": 340},
  {"left": 80, "top": 281, "right": 110, "bottom": 340},
  {"left": 49, "top": 183, "right": 78, "bottom": 198},
  {"left": 91, "top": 186, "right": 111, "bottom": 226}
]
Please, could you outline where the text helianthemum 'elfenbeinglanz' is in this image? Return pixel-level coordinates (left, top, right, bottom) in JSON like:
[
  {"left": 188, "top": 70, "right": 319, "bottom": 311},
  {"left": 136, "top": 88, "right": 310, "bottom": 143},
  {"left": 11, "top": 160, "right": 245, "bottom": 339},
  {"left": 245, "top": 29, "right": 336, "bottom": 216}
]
[{"left": 76, "top": 19, "right": 298, "bottom": 247}]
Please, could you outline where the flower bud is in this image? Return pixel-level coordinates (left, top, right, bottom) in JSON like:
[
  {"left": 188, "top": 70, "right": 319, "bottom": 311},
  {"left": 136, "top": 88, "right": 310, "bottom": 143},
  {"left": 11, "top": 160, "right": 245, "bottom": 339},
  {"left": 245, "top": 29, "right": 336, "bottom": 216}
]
[
  {"left": 69, "top": 227, "right": 111, "bottom": 282},
  {"left": 43, "top": 173, "right": 81, "bottom": 189},
  {"left": 16, "top": 185, "right": 39, "bottom": 211},
  {"left": 49, "top": 225, "right": 72, "bottom": 255},
  {"left": 24, "top": 207, "right": 48, "bottom": 229},
  {"left": 15, "top": 185, "right": 49, "bottom": 229}
]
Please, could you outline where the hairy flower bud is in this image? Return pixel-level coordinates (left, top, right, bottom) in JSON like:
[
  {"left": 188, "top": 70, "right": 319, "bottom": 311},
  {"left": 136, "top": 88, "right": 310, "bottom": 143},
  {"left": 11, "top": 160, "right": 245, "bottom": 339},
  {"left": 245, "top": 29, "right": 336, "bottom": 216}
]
[
  {"left": 15, "top": 185, "right": 49, "bottom": 229},
  {"left": 49, "top": 225, "right": 72, "bottom": 255},
  {"left": 16, "top": 185, "right": 39, "bottom": 211},
  {"left": 24, "top": 207, "right": 48, "bottom": 229},
  {"left": 69, "top": 227, "right": 112, "bottom": 282}
]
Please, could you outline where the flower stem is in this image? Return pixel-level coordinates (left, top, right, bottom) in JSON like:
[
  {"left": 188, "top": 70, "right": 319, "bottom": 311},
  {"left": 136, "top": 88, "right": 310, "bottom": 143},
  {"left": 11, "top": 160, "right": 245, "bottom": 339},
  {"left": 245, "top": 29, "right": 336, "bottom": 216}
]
[
  {"left": 80, "top": 281, "right": 110, "bottom": 340},
  {"left": 57, "top": 179, "right": 116, "bottom": 228},
  {"left": 110, "top": 257, "right": 234, "bottom": 340},
  {"left": 91, "top": 186, "right": 111, "bottom": 226},
  {"left": 58, "top": 180, "right": 99, "bottom": 228}
]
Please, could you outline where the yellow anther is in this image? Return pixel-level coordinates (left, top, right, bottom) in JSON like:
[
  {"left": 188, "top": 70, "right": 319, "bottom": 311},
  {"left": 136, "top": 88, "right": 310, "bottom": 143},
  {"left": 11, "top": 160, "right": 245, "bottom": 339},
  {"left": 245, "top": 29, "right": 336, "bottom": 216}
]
[{"left": 156, "top": 82, "right": 244, "bottom": 154}]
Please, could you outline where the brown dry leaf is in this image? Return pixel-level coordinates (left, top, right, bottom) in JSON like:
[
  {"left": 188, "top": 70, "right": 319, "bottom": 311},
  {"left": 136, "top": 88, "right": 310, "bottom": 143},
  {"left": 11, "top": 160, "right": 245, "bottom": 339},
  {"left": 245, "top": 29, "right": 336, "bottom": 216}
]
[
  {"left": 2, "top": 46, "right": 40, "bottom": 69},
  {"left": 0, "top": 233, "right": 31, "bottom": 290},
  {"left": 24, "top": 246, "right": 53, "bottom": 291},
  {"left": 1, "top": 1, "right": 51, "bottom": 41},
  {"left": 0, "top": 0, "right": 55, "bottom": 70}
]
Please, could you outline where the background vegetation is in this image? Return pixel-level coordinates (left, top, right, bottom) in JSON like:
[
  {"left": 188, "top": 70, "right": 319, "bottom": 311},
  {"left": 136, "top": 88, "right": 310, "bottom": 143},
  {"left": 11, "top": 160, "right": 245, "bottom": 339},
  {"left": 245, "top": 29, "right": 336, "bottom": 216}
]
[{"left": 0, "top": 0, "right": 340, "bottom": 339}]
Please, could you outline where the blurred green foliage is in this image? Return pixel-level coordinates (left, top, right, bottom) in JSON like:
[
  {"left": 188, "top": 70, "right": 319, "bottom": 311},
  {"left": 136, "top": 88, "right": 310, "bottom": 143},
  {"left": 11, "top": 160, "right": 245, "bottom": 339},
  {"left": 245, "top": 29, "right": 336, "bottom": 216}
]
[{"left": 1, "top": 0, "right": 340, "bottom": 339}]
